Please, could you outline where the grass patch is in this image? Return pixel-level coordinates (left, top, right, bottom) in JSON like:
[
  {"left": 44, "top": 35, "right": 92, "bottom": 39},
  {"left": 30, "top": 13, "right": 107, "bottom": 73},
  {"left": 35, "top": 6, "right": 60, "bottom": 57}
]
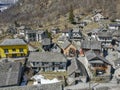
[
  {"left": 29, "top": 41, "right": 41, "bottom": 48},
  {"left": 40, "top": 71, "right": 67, "bottom": 80}
]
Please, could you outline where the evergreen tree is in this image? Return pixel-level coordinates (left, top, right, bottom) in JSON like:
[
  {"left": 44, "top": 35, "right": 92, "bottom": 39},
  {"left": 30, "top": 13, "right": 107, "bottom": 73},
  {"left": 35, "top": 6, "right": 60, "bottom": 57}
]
[
  {"left": 69, "top": 5, "right": 74, "bottom": 24},
  {"left": 46, "top": 30, "right": 51, "bottom": 38},
  {"left": 14, "top": 21, "right": 20, "bottom": 27}
]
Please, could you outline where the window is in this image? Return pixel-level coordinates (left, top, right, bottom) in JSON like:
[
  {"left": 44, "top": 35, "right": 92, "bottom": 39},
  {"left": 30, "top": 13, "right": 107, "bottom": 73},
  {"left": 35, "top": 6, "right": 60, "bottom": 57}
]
[
  {"left": 36, "top": 62, "right": 39, "bottom": 64},
  {"left": 42, "top": 62, "right": 48, "bottom": 65},
  {"left": 75, "top": 73, "right": 80, "bottom": 77},
  {"left": 12, "top": 48, "right": 16, "bottom": 52},
  {"left": 12, "top": 54, "right": 17, "bottom": 58},
  {"left": 55, "top": 62, "right": 60, "bottom": 65},
  {"left": 33, "top": 62, "right": 35, "bottom": 66},
  {"left": 4, "top": 49, "right": 8, "bottom": 53},
  {"left": 21, "top": 54, "right": 25, "bottom": 57},
  {"left": 42, "top": 62, "right": 44, "bottom": 65},
  {"left": 44, "top": 62, "right": 48, "bottom": 64},
  {"left": 59, "top": 65, "right": 64, "bottom": 69},
  {"left": 19, "top": 48, "right": 23, "bottom": 52}
]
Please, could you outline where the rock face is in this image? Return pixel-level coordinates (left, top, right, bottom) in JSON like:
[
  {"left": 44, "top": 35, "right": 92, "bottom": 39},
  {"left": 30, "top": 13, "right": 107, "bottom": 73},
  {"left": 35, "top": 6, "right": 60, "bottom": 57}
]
[{"left": 0, "top": 0, "right": 120, "bottom": 24}]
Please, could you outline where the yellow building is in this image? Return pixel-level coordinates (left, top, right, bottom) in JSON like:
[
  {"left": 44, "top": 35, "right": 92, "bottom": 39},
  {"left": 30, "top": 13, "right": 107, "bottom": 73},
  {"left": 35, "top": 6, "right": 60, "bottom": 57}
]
[{"left": 0, "top": 39, "right": 28, "bottom": 58}]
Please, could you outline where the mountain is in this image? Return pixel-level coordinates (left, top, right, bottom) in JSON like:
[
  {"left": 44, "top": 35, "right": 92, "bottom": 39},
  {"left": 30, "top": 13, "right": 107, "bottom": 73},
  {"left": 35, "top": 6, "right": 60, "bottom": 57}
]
[
  {"left": 0, "top": 0, "right": 120, "bottom": 26},
  {"left": 0, "top": 0, "right": 18, "bottom": 4}
]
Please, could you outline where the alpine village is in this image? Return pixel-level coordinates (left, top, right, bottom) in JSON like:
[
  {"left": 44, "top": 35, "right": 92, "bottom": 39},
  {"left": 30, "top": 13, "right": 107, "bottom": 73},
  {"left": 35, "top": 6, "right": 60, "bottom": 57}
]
[{"left": 0, "top": 0, "right": 120, "bottom": 90}]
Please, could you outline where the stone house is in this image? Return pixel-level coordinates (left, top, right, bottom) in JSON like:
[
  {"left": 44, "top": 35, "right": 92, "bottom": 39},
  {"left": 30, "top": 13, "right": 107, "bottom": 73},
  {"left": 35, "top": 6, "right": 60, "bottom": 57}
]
[
  {"left": 25, "top": 30, "right": 48, "bottom": 42},
  {"left": 61, "top": 29, "right": 72, "bottom": 38},
  {"left": 81, "top": 39, "right": 102, "bottom": 55},
  {"left": 109, "top": 23, "right": 120, "bottom": 30},
  {"left": 91, "top": 13, "right": 104, "bottom": 22},
  {"left": 42, "top": 38, "right": 52, "bottom": 51},
  {"left": 112, "top": 30, "right": 120, "bottom": 41},
  {"left": 69, "top": 28, "right": 83, "bottom": 42},
  {"left": 28, "top": 52, "right": 67, "bottom": 72},
  {"left": 97, "top": 30, "right": 113, "bottom": 46},
  {"left": 87, "top": 28, "right": 100, "bottom": 38},
  {"left": 67, "top": 58, "right": 88, "bottom": 85},
  {"left": 0, "top": 61, "right": 22, "bottom": 87},
  {"left": 59, "top": 40, "right": 77, "bottom": 57},
  {"left": 85, "top": 50, "right": 112, "bottom": 76}
]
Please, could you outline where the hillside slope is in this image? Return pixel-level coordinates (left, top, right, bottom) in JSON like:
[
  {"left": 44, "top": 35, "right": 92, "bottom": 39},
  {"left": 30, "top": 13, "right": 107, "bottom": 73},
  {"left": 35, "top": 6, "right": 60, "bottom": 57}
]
[{"left": 0, "top": 0, "right": 120, "bottom": 26}]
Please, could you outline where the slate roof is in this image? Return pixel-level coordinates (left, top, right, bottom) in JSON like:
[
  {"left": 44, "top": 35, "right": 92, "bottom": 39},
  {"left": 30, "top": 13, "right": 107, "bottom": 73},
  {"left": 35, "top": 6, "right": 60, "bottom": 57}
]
[
  {"left": 112, "top": 30, "right": 120, "bottom": 37},
  {"left": 42, "top": 38, "right": 52, "bottom": 45},
  {"left": 37, "top": 30, "right": 45, "bottom": 34},
  {"left": 51, "top": 44, "right": 61, "bottom": 52},
  {"left": 85, "top": 50, "right": 96, "bottom": 60},
  {"left": 0, "top": 39, "right": 26, "bottom": 46},
  {"left": 28, "top": 52, "right": 67, "bottom": 62},
  {"left": 0, "top": 82, "right": 62, "bottom": 90},
  {"left": 114, "top": 58, "right": 120, "bottom": 66},
  {"left": 117, "top": 37, "right": 120, "bottom": 42},
  {"left": 57, "top": 36, "right": 68, "bottom": 42},
  {"left": 65, "top": 82, "right": 120, "bottom": 90},
  {"left": 115, "top": 68, "right": 120, "bottom": 79},
  {"left": 72, "top": 28, "right": 80, "bottom": 33},
  {"left": 87, "top": 29, "right": 100, "bottom": 34},
  {"left": 71, "top": 28, "right": 82, "bottom": 38},
  {"left": 98, "top": 30, "right": 113, "bottom": 38},
  {"left": 69, "top": 41, "right": 81, "bottom": 51},
  {"left": 85, "top": 50, "right": 111, "bottom": 65},
  {"left": 109, "top": 23, "right": 120, "bottom": 27},
  {"left": 81, "top": 40, "right": 101, "bottom": 50},
  {"left": 106, "top": 50, "right": 119, "bottom": 61},
  {"left": 67, "top": 59, "right": 78, "bottom": 75},
  {"left": 0, "top": 61, "right": 22, "bottom": 87},
  {"left": 25, "top": 29, "right": 45, "bottom": 34},
  {"left": 60, "top": 40, "right": 71, "bottom": 49},
  {"left": 79, "top": 22, "right": 87, "bottom": 25},
  {"left": 67, "top": 58, "right": 88, "bottom": 76}
]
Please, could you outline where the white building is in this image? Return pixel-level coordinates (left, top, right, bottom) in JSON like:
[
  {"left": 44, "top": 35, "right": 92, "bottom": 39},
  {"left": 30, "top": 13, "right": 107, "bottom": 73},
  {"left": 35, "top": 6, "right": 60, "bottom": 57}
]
[
  {"left": 92, "top": 13, "right": 104, "bottom": 22},
  {"left": 25, "top": 30, "right": 48, "bottom": 42},
  {"left": 109, "top": 23, "right": 120, "bottom": 30}
]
